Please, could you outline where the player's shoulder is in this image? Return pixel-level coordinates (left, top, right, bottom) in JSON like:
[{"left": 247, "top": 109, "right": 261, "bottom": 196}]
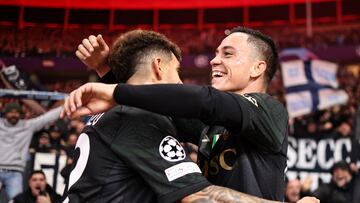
[
  {"left": 83, "top": 106, "right": 136, "bottom": 144},
  {"left": 92, "top": 105, "right": 158, "bottom": 122},
  {"left": 110, "top": 105, "right": 174, "bottom": 131},
  {"left": 242, "top": 93, "right": 288, "bottom": 123},
  {"left": 88, "top": 105, "right": 174, "bottom": 134},
  {"left": 115, "top": 106, "right": 166, "bottom": 124},
  {"left": 85, "top": 106, "right": 122, "bottom": 125},
  {"left": 246, "top": 93, "right": 286, "bottom": 110}
]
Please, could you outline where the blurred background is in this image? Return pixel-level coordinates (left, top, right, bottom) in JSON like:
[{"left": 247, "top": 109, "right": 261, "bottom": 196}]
[{"left": 0, "top": 0, "right": 359, "bottom": 202}]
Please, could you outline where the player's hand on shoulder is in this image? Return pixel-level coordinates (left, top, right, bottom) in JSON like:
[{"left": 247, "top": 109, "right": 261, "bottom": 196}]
[
  {"left": 61, "top": 82, "right": 117, "bottom": 119},
  {"left": 76, "top": 34, "right": 110, "bottom": 77}
]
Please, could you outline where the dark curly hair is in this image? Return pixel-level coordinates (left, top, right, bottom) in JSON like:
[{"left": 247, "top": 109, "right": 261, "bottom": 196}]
[
  {"left": 229, "top": 26, "right": 279, "bottom": 85},
  {"left": 108, "top": 30, "right": 182, "bottom": 83}
]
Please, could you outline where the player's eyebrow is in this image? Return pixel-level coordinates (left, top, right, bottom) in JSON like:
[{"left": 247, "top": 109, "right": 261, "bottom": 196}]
[
  {"left": 222, "top": 46, "right": 236, "bottom": 52},
  {"left": 215, "top": 45, "right": 236, "bottom": 55}
]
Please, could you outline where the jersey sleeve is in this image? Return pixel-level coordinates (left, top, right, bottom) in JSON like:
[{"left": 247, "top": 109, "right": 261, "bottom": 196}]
[
  {"left": 113, "top": 84, "right": 287, "bottom": 152},
  {"left": 172, "top": 118, "right": 207, "bottom": 145},
  {"left": 110, "top": 121, "right": 210, "bottom": 203},
  {"left": 113, "top": 84, "right": 247, "bottom": 130},
  {"left": 237, "top": 93, "right": 288, "bottom": 152}
]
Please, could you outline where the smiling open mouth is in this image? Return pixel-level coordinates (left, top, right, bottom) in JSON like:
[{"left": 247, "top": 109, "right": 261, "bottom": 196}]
[{"left": 212, "top": 71, "right": 227, "bottom": 78}]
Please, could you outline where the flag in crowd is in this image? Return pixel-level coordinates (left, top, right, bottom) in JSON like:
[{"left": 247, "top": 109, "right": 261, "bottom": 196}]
[{"left": 281, "top": 59, "right": 348, "bottom": 118}]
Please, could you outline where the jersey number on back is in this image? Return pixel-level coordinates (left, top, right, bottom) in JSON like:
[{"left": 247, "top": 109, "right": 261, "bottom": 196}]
[{"left": 63, "top": 133, "right": 90, "bottom": 203}]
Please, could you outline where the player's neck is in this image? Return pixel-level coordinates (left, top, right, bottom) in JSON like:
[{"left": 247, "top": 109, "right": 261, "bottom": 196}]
[
  {"left": 236, "top": 82, "right": 267, "bottom": 95},
  {"left": 126, "top": 76, "right": 155, "bottom": 85}
]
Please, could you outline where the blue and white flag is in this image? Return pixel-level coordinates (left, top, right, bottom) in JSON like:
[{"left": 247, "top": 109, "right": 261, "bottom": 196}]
[{"left": 281, "top": 59, "right": 348, "bottom": 118}]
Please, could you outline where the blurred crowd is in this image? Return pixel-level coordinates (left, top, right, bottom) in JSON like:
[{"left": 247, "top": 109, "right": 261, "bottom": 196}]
[
  {"left": 287, "top": 66, "right": 359, "bottom": 138},
  {"left": 1, "top": 24, "right": 360, "bottom": 57},
  {"left": 285, "top": 161, "right": 360, "bottom": 203}
]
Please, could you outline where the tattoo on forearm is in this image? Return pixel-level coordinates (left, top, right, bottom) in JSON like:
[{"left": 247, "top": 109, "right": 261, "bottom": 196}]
[{"left": 182, "top": 185, "right": 278, "bottom": 203}]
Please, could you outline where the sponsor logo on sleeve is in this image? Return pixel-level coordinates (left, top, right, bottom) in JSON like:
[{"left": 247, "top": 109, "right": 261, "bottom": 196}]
[{"left": 164, "top": 162, "right": 202, "bottom": 181}]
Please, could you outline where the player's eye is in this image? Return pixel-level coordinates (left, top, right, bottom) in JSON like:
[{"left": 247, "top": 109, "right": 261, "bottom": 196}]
[{"left": 224, "top": 52, "right": 232, "bottom": 57}]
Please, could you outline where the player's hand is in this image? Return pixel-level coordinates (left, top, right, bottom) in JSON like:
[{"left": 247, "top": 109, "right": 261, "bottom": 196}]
[
  {"left": 36, "top": 193, "right": 51, "bottom": 203},
  {"left": 76, "top": 34, "right": 110, "bottom": 77},
  {"left": 296, "top": 196, "right": 320, "bottom": 203},
  {"left": 60, "top": 83, "right": 117, "bottom": 119}
]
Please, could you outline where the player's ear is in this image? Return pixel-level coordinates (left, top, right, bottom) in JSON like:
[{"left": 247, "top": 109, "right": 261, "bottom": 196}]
[
  {"left": 152, "top": 57, "right": 163, "bottom": 81},
  {"left": 250, "top": 61, "right": 266, "bottom": 78}
]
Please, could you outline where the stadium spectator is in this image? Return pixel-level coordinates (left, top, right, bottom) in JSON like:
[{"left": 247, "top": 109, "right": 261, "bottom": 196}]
[
  {"left": 60, "top": 133, "right": 77, "bottom": 181},
  {"left": 33, "top": 131, "right": 54, "bottom": 153},
  {"left": 48, "top": 125, "right": 66, "bottom": 155},
  {"left": 332, "top": 121, "right": 352, "bottom": 138},
  {"left": 13, "top": 170, "right": 62, "bottom": 203},
  {"left": 285, "top": 179, "right": 302, "bottom": 203},
  {"left": 0, "top": 102, "right": 62, "bottom": 200},
  {"left": 64, "top": 132, "right": 77, "bottom": 157},
  {"left": 285, "top": 178, "right": 312, "bottom": 203},
  {"left": 313, "top": 161, "right": 360, "bottom": 203}
]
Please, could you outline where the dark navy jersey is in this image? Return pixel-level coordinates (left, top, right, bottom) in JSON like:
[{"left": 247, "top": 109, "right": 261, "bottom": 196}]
[
  {"left": 194, "top": 93, "right": 288, "bottom": 201},
  {"left": 62, "top": 105, "right": 210, "bottom": 203},
  {"left": 112, "top": 84, "right": 288, "bottom": 201}
]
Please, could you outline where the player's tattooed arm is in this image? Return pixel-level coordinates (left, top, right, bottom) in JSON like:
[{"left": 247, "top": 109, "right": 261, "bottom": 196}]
[
  {"left": 181, "top": 185, "right": 274, "bottom": 203},
  {"left": 181, "top": 185, "right": 319, "bottom": 203}
]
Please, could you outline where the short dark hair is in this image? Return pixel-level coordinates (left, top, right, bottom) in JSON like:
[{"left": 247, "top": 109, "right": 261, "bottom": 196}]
[
  {"left": 29, "top": 170, "right": 46, "bottom": 180},
  {"left": 229, "top": 26, "right": 279, "bottom": 85},
  {"left": 331, "top": 161, "right": 351, "bottom": 174},
  {"left": 108, "top": 30, "right": 182, "bottom": 83}
]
